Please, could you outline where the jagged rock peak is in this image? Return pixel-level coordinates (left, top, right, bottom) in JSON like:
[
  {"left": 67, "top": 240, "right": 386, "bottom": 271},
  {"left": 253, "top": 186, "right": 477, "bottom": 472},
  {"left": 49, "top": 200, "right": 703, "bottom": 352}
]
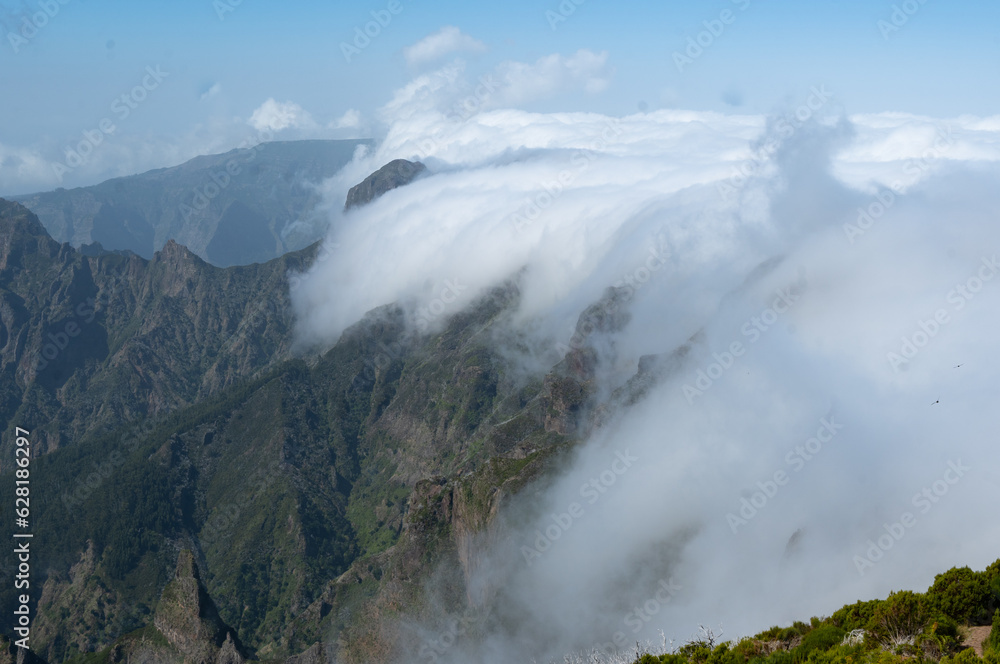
[
  {"left": 175, "top": 548, "right": 200, "bottom": 580},
  {"left": 344, "top": 159, "right": 426, "bottom": 210},
  {"left": 156, "top": 239, "right": 199, "bottom": 262},
  {"left": 285, "top": 642, "right": 328, "bottom": 664},
  {"left": 153, "top": 550, "right": 245, "bottom": 664},
  {"left": 0, "top": 199, "right": 49, "bottom": 237},
  {"left": 0, "top": 198, "right": 59, "bottom": 272}
]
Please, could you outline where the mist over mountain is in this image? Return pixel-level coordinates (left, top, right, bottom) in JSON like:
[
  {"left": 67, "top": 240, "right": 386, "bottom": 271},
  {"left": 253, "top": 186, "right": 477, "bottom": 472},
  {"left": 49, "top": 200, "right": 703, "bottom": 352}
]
[
  {"left": 289, "top": 65, "right": 1000, "bottom": 661},
  {"left": 2, "top": 5, "right": 1000, "bottom": 664},
  {"left": 3, "top": 99, "right": 995, "bottom": 664}
]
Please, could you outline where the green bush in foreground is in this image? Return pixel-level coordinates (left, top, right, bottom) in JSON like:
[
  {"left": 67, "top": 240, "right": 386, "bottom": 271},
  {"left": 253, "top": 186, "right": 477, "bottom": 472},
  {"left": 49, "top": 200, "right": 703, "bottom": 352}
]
[
  {"left": 985, "top": 610, "right": 1000, "bottom": 654},
  {"left": 796, "top": 625, "right": 846, "bottom": 660},
  {"left": 633, "top": 560, "right": 1000, "bottom": 664}
]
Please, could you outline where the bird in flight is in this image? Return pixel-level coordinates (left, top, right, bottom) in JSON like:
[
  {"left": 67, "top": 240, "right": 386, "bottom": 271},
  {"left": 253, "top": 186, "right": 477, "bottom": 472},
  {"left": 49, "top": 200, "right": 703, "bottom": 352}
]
[
  {"left": 931, "top": 400, "right": 940, "bottom": 405},
  {"left": 954, "top": 364, "right": 963, "bottom": 368}
]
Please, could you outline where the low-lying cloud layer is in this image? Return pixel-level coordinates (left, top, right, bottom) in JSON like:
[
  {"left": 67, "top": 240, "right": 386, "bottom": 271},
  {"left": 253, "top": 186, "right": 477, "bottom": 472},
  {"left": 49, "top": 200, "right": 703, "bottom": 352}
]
[{"left": 291, "top": 62, "right": 1000, "bottom": 662}]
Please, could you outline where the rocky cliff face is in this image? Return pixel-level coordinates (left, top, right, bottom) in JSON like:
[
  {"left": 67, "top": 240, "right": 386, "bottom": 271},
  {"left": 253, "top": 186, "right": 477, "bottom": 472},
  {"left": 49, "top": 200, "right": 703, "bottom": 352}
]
[
  {"left": 153, "top": 551, "right": 246, "bottom": 664},
  {"left": 344, "top": 159, "right": 426, "bottom": 210},
  {"left": 0, "top": 199, "right": 314, "bottom": 459}
]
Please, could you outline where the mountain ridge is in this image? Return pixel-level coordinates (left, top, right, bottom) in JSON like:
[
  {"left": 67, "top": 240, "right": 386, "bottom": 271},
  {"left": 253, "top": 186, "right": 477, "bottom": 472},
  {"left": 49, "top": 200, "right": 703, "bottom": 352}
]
[{"left": 10, "top": 139, "right": 371, "bottom": 267}]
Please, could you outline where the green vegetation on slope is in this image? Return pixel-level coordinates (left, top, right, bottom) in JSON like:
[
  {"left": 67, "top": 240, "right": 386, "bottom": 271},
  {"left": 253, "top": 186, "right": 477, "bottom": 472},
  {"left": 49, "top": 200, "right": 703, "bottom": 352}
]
[{"left": 635, "top": 560, "right": 1000, "bottom": 664}]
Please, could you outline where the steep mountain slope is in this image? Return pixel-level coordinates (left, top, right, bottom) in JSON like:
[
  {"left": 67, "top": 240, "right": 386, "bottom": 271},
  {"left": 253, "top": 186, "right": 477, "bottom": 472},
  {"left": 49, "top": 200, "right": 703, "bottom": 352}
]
[
  {"left": 0, "top": 272, "right": 579, "bottom": 661},
  {"left": 0, "top": 164, "right": 681, "bottom": 663},
  {"left": 0, "top": 198, "right": 313, "bottom": 459},
  {"left": 10, "top": 140, "right": 370, "bottom": 266}
]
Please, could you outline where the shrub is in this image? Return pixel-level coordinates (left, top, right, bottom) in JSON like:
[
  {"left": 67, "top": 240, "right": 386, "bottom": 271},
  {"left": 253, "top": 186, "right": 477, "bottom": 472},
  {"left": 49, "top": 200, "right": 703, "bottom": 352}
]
[
  {"left": 831, "top": 599, "right": 884, "bottom": 632},
  {"left": 927, "top": 567, "right": 992, "bottom": 625},
  {"left": 733, "top": 637, "right": 771, "bottom": 662},
  {"left": 795, "top": 625, "right": 846, "bottom": 660},
  {"left": 941, "top": 648, "right": 984, "bottom": 664},
  {"left": 706, "top": 642, "right": 743, "bottom": 664},
  {"left": 766, "top": 650, "right": 794, "bottom": 664},
  {"left": 929, "top": 615, "right": 962, "bottom": 639},
  {"left": 755, "top": 626, "right": 788, "bottom": 641},
  {"left": 792, "top": 621, "right": 813, "bottom": 636},
  {"left": 985, "top": 609, "right": 1000, "bottom": 654},
  {"left": 917, "top": 615, "right": 962, "bottom": 659},
  {"left": 677, "top": 643, "right": 712, "bottom": 663},
  {"left": 866, "top": 591, "right": 931, "bottom": 649},
  {"left": 795, "top": 644, "right": 868, "bottom": 664},
  {"left": 781, "top": 628, "right": 803, "bottom": 642},
  {"left": 986, "top": 561, "right": 1000, "bottom": 615}
]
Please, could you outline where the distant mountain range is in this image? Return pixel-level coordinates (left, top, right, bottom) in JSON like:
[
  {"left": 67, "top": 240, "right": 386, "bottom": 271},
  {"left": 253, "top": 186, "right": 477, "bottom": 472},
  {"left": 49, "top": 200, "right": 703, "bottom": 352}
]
[{"left": 10, "top": 140, "right": 371, "bottom": 267}]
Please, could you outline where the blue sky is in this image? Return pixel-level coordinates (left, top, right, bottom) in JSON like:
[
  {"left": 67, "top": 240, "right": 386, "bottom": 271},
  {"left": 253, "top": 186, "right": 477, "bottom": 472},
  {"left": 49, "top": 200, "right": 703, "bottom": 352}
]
[{"left": 0, "top": 0, "right": 996, "bottom": 193}]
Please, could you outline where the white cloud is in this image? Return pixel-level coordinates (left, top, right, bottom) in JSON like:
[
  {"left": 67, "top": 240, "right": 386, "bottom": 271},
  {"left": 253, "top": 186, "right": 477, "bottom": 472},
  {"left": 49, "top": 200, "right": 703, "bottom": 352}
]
[
  {"left": 293, "top": 74, "right": 1000, "bottom": 662},
  {"left": 200, "top": 82, "right": 222, "bottom": 101},
  {"left": 403, "top": 26, "right": 486, "bottom": 67},
  {"left": 496, "top": 49, "right": 613, "bottom": 103},
  {"left": 375, "top": 51, "right": 613, "bottom": 128},
  {"left": 247, "top": 98, "right": 315, "bottom": 133},
  {"left": 0, "top": 142, "right": 63, "bottom": 195},
  {"left": 332, "top": 109, "right": 362, "bottom": 129}
]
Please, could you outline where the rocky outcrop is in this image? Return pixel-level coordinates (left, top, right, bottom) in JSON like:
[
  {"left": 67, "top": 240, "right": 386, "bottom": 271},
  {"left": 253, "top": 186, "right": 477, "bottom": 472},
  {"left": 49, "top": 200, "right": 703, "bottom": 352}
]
[
  {"left": 0, "top": 636, "right": 47, "bottom": 664},
  {"left": 153, "top": 550, "right": 245, "bottom": 664},
  {"left": 284, "top": 642, "right": 328, "bottom": 664},
  {"left": 542, "top": 286, "right": 632, "bottom": 435},
  {"left": 0, "top": 198, "right": 61, "bottom": 274},
  {"left": 344, "top": 159, "right": 426, "bottom": 210}
]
